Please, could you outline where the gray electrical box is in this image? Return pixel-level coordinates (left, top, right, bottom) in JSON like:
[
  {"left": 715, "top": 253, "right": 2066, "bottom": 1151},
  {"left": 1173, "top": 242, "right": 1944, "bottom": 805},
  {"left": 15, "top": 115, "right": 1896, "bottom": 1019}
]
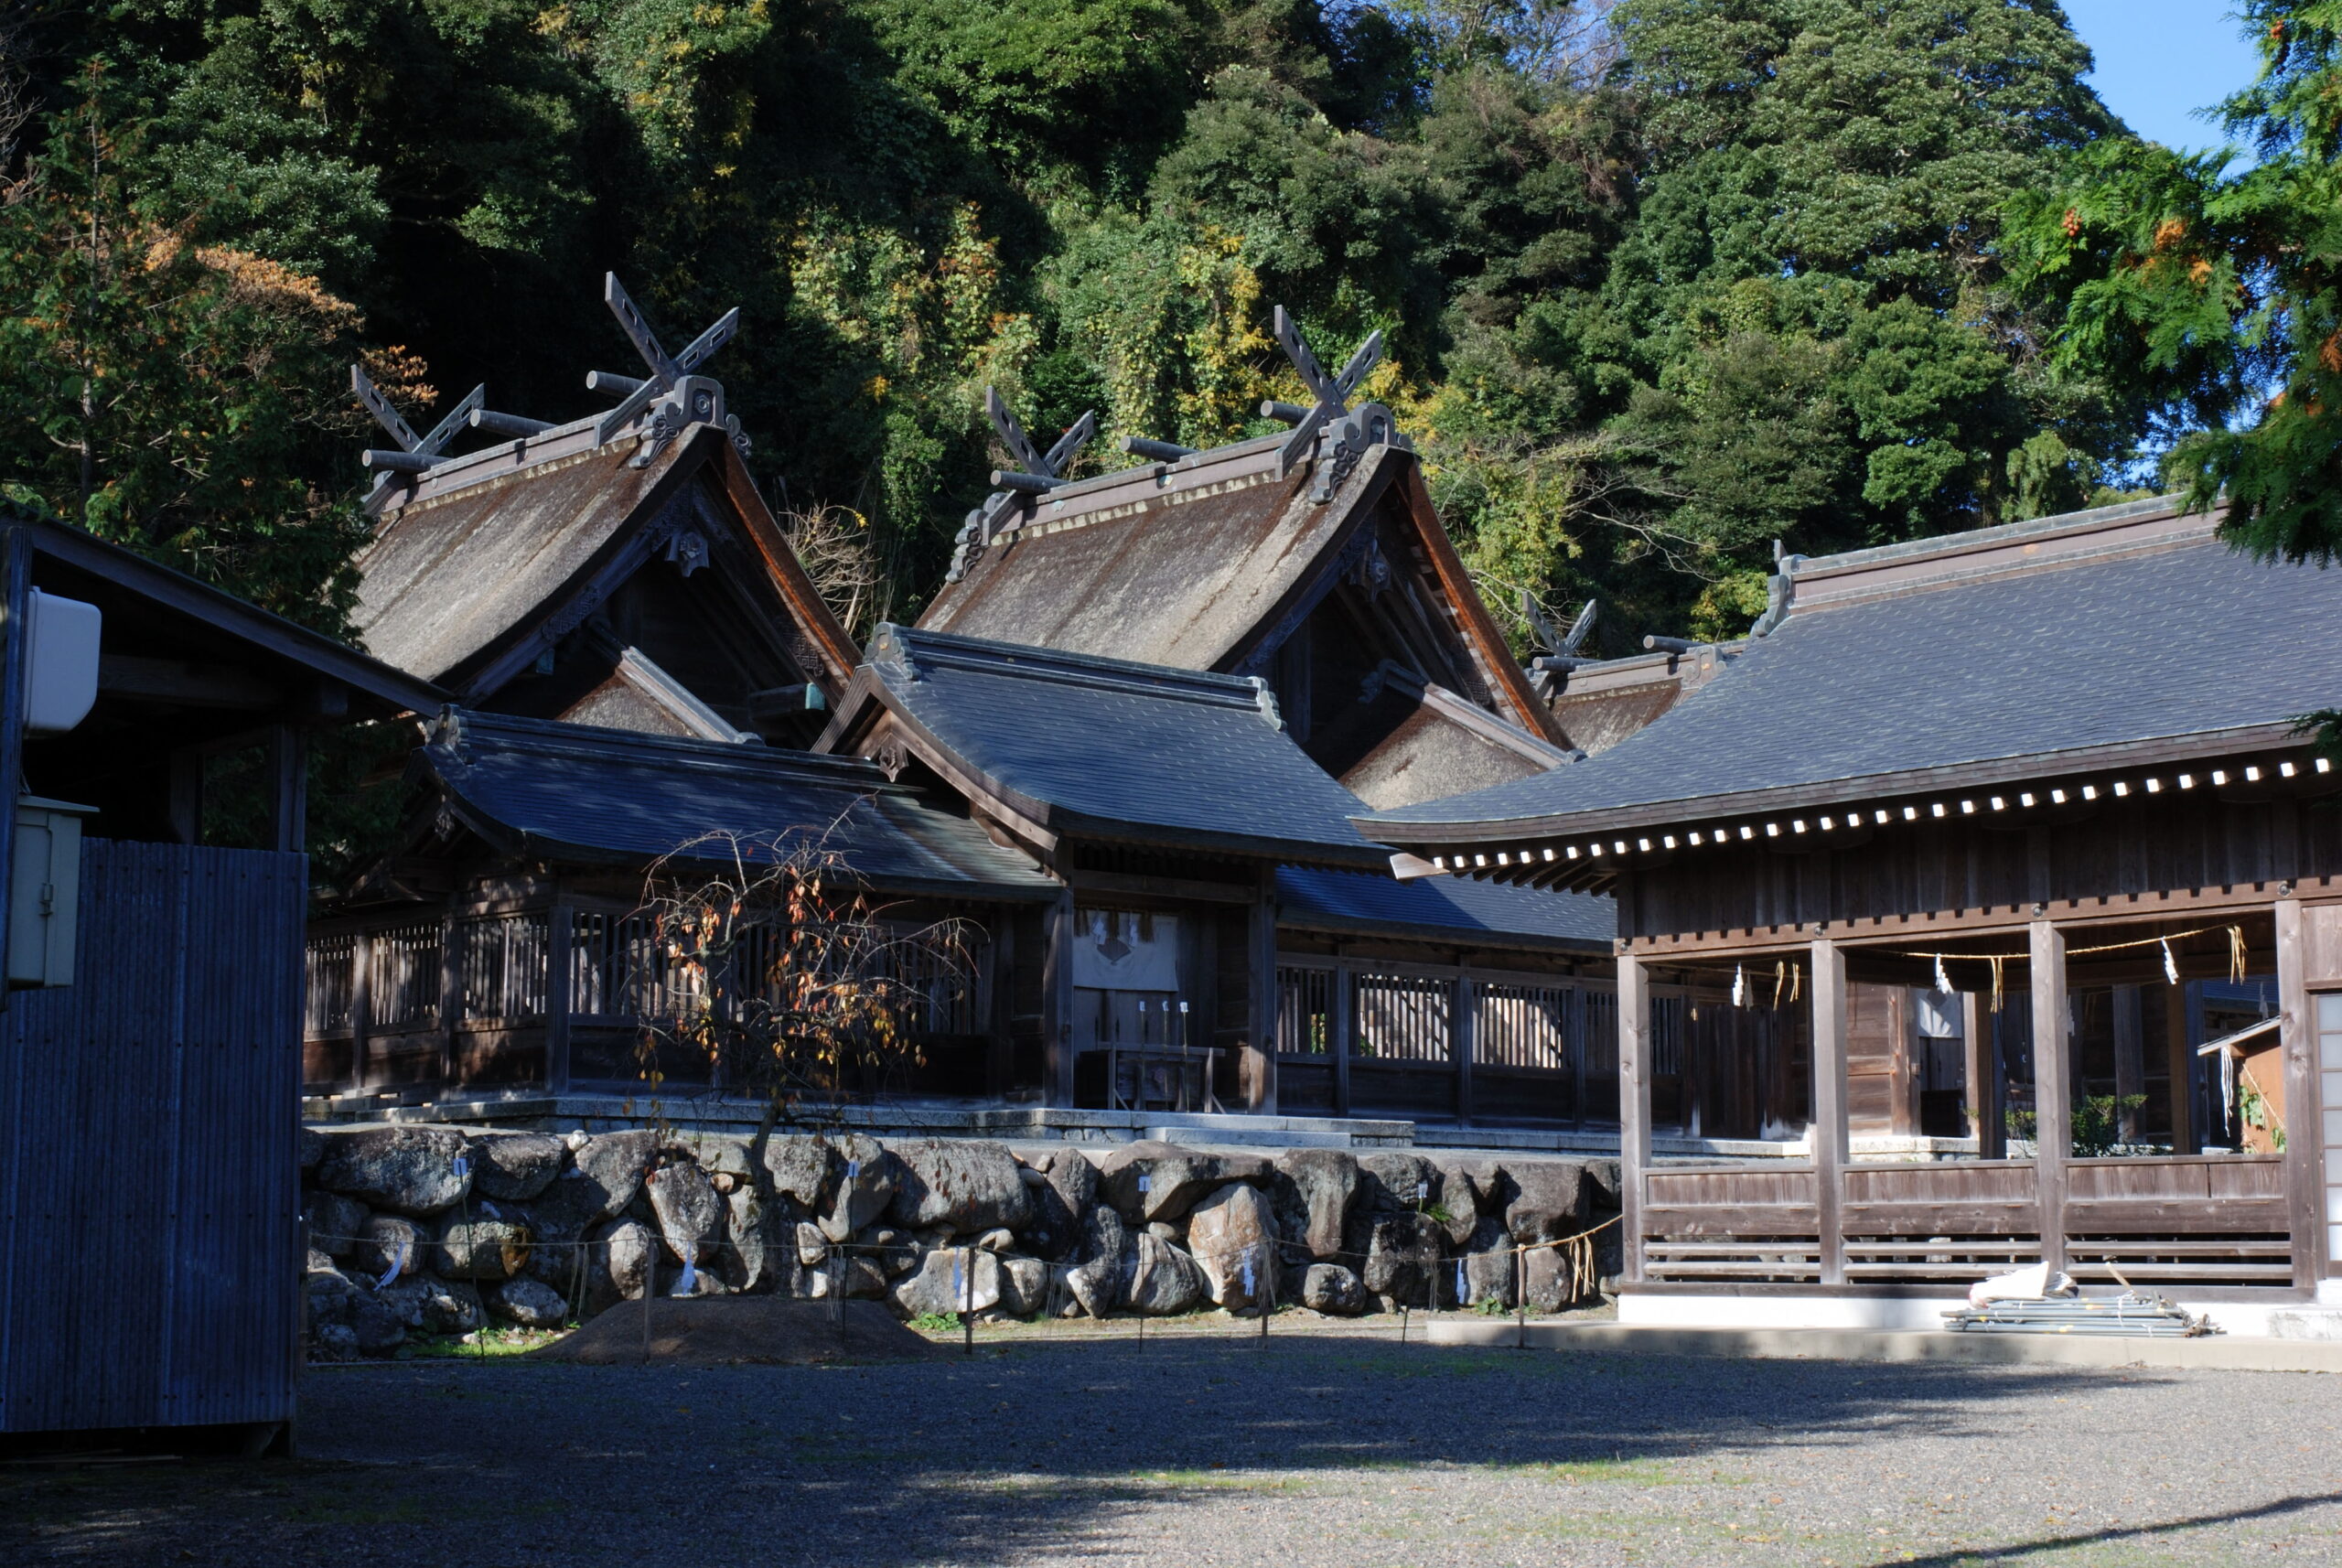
[{"left": 10, "top": 797, "right": 93, "bottom": 989}]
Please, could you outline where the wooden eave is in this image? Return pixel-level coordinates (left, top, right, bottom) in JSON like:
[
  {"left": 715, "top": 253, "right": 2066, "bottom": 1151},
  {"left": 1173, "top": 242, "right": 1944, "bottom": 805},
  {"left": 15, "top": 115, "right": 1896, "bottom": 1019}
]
[{"left": 21, "top": 513, "right": 447, "bottom": 719}]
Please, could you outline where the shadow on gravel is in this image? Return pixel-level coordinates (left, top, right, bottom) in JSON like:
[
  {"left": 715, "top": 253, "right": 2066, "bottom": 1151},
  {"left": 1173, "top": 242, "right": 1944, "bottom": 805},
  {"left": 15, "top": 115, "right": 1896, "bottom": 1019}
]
[
  {"left": 1871, "top": 1487, "right": 2342, "bottom": 1567},
  {"left": 0, "top": 1327, "right": 2259, "bottom": 1567}
]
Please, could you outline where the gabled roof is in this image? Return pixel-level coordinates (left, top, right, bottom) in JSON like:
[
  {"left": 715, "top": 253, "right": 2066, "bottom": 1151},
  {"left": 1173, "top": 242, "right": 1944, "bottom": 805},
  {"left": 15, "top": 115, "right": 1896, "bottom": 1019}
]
[
  {"left": 1363, "top": 496, "right": 2339, "bottom": 853},
  {"left": 1273, "top": 865, "right": 1612, "bottom": 952},
  {"left": 414, "top": 708, "right": 1058, "bottom": 899},
  {"left": 817, "top": 626, "right": 1391, "bottom": 868},
  {"left": 352, "top": 422, "right": 856, "bottom": 702},
  {"left": 918, "top": 436, "right": 1560, "bottom": 741}
]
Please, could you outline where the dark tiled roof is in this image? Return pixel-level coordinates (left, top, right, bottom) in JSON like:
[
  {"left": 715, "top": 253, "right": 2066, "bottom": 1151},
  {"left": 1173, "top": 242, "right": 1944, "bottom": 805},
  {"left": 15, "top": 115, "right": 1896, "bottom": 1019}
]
[
  {"left": 856, "top": 626, "right": 1391, "bottom": 866},
  {"left": 420, "top": 709, "right": 1058, "bottom": 898},
  {"left": 1273, "top": 866, "right": 1613, "bottom": 950},
  {"left": 1367, "top": 516, "right": 2342, "bottom": 834}
]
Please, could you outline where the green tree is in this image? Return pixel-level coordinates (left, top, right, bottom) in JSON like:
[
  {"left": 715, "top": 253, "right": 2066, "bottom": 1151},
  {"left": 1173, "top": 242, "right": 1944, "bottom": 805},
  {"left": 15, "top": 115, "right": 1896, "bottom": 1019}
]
[
  {"left": 0, "top": 73, "right": 391, "bottom": 630},
  {"left": 2006, "top": 0, "right": 2342, "bottom": 564}
]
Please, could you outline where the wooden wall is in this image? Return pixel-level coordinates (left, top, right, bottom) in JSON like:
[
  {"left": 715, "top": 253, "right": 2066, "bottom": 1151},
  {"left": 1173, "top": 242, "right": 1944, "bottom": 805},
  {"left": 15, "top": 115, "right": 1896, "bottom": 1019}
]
[{"left": 1620, "top": 788, "right": 2342, "bottom": 943}]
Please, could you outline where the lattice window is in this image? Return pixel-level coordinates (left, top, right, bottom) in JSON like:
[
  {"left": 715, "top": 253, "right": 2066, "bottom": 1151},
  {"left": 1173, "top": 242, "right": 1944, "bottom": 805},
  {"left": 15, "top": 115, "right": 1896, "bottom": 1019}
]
[
  {"left": 1581, "top": 989, "right": 1618, "bottom": 1077},
  {"left": 1353, "top": 971, "right": 1450, "bottom": 1063},
  {"left": 457, "top": 913, "right": 550, "bottom": 1023},
  {"left": 1474, "top": 982, "right": 1570, "bottom": 1071},
  {"left": 304, "top": 933, "right": 355, "bottom": 1036},
  {"left": 367, "top": 922, "right": 442, "bottom": 1030},
  {"left": 1277, "top": 966, "right": 1333, "bottom": 1055},
  {"left": 1650, "top": 993, "right": 1686, "bottom": 1076}
]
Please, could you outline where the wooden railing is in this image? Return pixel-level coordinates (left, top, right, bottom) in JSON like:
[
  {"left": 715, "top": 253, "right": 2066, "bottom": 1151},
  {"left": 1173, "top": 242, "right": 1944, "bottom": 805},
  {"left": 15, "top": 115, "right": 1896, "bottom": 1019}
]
[{"left": 1640, "top": 1154, "right": 2294, "bottom": 1291}]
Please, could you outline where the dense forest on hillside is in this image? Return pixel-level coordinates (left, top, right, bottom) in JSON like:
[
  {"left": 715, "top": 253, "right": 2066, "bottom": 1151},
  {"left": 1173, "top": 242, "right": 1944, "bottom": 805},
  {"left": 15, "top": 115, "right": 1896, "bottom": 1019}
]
[{"left": 0, "top": 0, "right": 2328, "bottom": 655}]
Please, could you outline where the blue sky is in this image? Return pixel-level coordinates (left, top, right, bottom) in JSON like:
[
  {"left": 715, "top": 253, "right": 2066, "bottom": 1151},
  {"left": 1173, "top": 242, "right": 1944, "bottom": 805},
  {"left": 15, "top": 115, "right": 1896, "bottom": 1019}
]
[{"left": 2063, "top": 2, "right": 2265, "bottom": 156}]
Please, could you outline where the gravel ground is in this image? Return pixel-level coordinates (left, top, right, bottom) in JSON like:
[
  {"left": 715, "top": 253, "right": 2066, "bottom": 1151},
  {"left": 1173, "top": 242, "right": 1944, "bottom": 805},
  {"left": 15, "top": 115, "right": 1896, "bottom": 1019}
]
[{"left": 6, "top": 1317, "right": 2342, "bottom": 1567}]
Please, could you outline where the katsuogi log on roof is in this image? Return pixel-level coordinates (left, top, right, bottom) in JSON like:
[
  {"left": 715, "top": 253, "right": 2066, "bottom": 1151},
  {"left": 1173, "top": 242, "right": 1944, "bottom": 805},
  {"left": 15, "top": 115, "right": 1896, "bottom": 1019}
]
[
  {"left": 918, "top": 308, "right": 1569, "bottom": 808},
  {"left": 348, "top": 276, "right": 856, "bottom": 747}
]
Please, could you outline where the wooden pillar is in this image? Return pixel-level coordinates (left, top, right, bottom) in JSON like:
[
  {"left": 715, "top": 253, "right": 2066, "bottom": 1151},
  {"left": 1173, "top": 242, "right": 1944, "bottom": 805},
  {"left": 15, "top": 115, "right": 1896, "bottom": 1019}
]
[
  {"left": 1041, "top": 890, "right": 1075, "bottom": 1109},
  {"left": 1454, "top": 971, "right": 1476, "bottom": 1125},
  {"left": 2165, "top": 980, "right": 2197, "bottom": 1155},
  {"left": 1963, "top": 991, "right": 2006, "bottom": 1158},
  {"left": 1810, "top": 938, "right": 1850, "bottom": 1285},
  {"left": 167, "top": 747, "right": 203, "bottom": 845},
  {"left": 349, "top": 928, "right": 373, "bottom": 1091},
  {"left": 984, "top": 913, "right": 1015, "bottom": 1099},
  {"left": 1620, "top": 945, "right": 1658, "bottom": 1292},
  {"left": 2276, "top": 897, "right": 2326, "bottom": 1289},
  {"left": 2030, "top": 920, "right": 2070, "bottom": 1276},
  {"left": 437, "top": 908, "right": 463, "bottom": 1090},
  {"left": 545, "top": 900, "right": 574, "bottom": 1093},
  {"left": 1246, "top": 870, "right": 1277, "bottom": 1113},
  {"left": 1331, "top": 958, "right": 1352, "bottom": 1118},
  {"left": 1617, "top": 949, "right": 1651, "bottom": 1286},
  {"left": 2111, "top": 984, "right": 2144, "bottom": 1145},
  {"left": 264, "top": 724, "right": 306, "bottom": 857}
]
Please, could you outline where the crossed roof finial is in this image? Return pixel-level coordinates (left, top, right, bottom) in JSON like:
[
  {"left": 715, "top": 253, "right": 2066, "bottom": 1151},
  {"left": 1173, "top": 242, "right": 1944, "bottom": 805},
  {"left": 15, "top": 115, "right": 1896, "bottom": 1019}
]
[
  {"left": 1264, "top": 306, "right": 1382, "bottom": 478},
  {"left": 942, "top": 390, "right": 1097, "bottom": 583},
  {"left": 588, "top": 274, "right": 741, "bottom": 453}
]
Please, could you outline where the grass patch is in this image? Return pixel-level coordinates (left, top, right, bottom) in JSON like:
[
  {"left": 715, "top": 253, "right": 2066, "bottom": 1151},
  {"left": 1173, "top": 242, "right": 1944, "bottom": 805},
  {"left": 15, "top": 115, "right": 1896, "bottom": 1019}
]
[{"left": 403, "top": 1326, "right": 569, "bottom": 1359}]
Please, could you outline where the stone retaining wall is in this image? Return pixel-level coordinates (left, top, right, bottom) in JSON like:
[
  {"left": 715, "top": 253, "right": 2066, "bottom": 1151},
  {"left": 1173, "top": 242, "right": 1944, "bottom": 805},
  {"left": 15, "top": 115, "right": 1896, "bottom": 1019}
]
[{"left": 300, "top": 1123, "right": 1624, "bottom": 1359}]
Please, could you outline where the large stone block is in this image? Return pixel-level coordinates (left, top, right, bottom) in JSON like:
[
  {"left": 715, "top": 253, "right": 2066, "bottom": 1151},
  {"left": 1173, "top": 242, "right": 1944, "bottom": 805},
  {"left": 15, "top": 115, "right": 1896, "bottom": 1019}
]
[
  {"left": 890, "top": 1248, "right": 1002, "bottom": 1316},
  {"left": 1504, "top": 1160, "right": 1590, "bottom": 1242},
  {"left": 1000, "top": 1256, "right": 1050, "bottom": 1318},
  {"left": 1185, "top": 1182, "right": 1277, "bottom": 1310},
  {"left": 1360, "top": 1212, "right": 1443, "bottom": 1305},
  {"left": 1099, "top": 1141, "right": 1271, "bottom": 1225},
  {"left": 570, "top": 1130, "right": 661, "bottom": 1218},
  {"left": 887, "top": 1140, "right": 1034, "bottom": 1235},
  {"left": 1065, "top": 1203, "right": 1126, "bottom": 1317},
  {"left": 1459, "top": 1218, "right": 1516, "bottom": 1309},
  {"left": 1301, "top": 1262, "right": 1365, "bottom": 1316},
  {"left": 303, "top": 1192, "right": 369, "bottom": 1260},
  {"left": 351, "top": 1215, "right": 426, "bottom": 1283},
  {"left": 1123, "top": 1231, "right": 1206, "bottom": 1316},
  {"left": 489, "top": 1276, "right": 570, "bottom": 1328},
  {"left": 1272, "top": 1149, "right": 1358, "bottom": 1261},
  {"left": 435, "top": 1205, "right": 532, "bottom": 1281},
  {"left": 316, "top": 1126, "right": 471, "bottom": 1216},
  {"left": 1020, "top": 1150, "right": 1096, "bottom": 1262},
  {"left": 644, "top": 1159, "right": 725, "bottom": 1262},
  {"left": 466, "top": 1132, "right": 566, "bottom": 1201},
  {"left": 818, "top": 1135, "right": 896, "bottom": 1243}
]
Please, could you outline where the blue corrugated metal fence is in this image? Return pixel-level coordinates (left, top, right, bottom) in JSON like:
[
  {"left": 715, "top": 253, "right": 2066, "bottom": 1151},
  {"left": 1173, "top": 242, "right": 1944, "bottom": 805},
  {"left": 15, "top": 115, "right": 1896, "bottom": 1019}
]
[{"left": 0, "top": 838, "right": 304, "bottom": 1435}]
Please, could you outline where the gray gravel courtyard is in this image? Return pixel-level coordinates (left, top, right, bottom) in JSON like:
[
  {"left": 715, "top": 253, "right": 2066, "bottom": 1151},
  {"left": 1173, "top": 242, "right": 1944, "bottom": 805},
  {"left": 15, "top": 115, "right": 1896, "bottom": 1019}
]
[{"left": 7, "top": 1323, "right": 2341, "bottom": 1566}]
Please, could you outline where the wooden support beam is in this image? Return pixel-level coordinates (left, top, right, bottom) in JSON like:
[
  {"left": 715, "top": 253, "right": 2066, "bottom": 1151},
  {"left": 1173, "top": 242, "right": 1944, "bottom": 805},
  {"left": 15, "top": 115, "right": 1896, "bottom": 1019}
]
[
  {"left": 1331, "top": 958, "right": 1352, "bottom": 1118},
  {"left": 1247, "top": 870, "right": 1278, "bottom": 1113},
  {"left": 264, "top": 724, "right": 306, "bottom": 857},
  {"left": 1967, "top": 990, "right": 2007, "bottom": 1159},
  {"left": 2112, "top": 983, "right": 2145, "bottom": 1144},
  {"left": 545, "top": 900, "right": 574, "bottom": 1093},
  {"left": 2031, "top": 920, "right": 2070, "bottom": 1277},
  {"left": 2169, "top": 980, "right": 2199, "bottom": 1154},
  {"left": 1618, "top": 950, "right": 1651, "bottom": 1286},
  {"left": 2275, "top": 897, "right": 2326, "bottom": 1288},
  {"left": 1810, "top": 938, "right": 1850, "bottom": 1286},
  {"left": 167, "top": 746, "right": 202, "bottom": 846},
  {"left": 1455, "top": 972, "right": 1476, "bottom": 1126},
  {"left": 1042, "top": 890, "right": 1075, "bottom": 1109},
  {"left": 98, "top": 654, "right": 282, "bottom": 710},
  {"left": 350, "top": 928, "right": 373, "bottom": 1091},
  {"left": 985, "top": 915, "right": 1015, "bottom": 1100}
]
